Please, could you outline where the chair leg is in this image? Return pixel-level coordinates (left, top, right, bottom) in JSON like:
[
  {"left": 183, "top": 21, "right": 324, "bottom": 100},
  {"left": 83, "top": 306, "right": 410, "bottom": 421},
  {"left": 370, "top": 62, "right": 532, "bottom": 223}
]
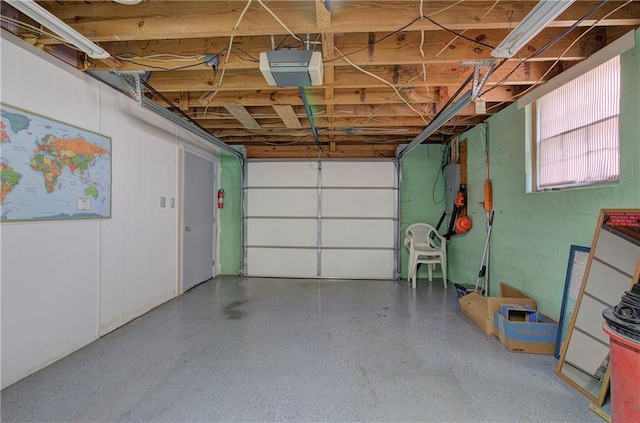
[
  {"left": 411, "top": 263, "right": 417, "bottom": 289},
  {"left": 408, "top": 256, "right": 415, "bottom": 288},
  {"left": 441, "top": 259, "right": 447, "bottom": 288},
  {"left": 428, "top": 264, "right": 433, "bottom": 281}
]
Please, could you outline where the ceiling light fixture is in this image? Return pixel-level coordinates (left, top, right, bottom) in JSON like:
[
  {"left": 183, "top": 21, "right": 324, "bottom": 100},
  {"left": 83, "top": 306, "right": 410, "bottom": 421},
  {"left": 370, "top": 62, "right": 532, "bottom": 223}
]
[
  {"left": 491, "top": 0, "right": 575, "bottom": 58},
  {"left": 6, "top": 0, "right": 110, "bottom": 59}
]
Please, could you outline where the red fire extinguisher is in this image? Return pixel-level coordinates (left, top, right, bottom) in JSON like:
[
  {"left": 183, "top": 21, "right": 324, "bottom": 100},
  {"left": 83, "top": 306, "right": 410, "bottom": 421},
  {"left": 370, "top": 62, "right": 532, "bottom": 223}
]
[{"left": 217, "top": 189, "right": 224, "bottom": 209}]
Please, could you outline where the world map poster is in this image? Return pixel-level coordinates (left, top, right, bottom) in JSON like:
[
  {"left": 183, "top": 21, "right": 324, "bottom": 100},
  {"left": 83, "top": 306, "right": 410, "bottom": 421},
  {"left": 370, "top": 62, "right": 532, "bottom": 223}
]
[{"left": 1, "top": 104, "right": 111, "bottom": 221}]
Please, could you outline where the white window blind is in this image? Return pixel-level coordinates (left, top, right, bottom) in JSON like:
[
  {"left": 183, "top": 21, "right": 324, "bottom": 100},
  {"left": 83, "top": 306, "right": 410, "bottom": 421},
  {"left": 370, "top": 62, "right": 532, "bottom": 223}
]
[{"left": 536, "top": 56, "right": 620, "bottom": 189}]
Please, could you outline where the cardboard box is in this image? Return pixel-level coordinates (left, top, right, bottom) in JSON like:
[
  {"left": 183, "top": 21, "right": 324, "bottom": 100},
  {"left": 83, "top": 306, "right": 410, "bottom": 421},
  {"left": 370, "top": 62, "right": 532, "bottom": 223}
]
[
  {"left": 458, "top": 283, "right": 536, "bottom": 336},
  {"left": 495, "top": 305, "right": 558, "bottom": 354},
  {"left": 499, "top": 304, "right": 537, "bottom": 322}
]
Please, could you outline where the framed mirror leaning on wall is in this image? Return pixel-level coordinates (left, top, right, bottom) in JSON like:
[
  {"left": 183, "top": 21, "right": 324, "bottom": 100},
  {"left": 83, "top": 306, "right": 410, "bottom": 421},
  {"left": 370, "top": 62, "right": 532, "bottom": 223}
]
[{"left": 556, "top": 209, "right": 640, "bottom": 405}]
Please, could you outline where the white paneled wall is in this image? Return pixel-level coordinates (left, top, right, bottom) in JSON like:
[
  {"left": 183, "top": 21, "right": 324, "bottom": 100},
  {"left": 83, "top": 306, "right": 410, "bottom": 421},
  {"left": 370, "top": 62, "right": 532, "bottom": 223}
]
[{"left": 0, "top": 34, "right": 220, "bottom": 388}]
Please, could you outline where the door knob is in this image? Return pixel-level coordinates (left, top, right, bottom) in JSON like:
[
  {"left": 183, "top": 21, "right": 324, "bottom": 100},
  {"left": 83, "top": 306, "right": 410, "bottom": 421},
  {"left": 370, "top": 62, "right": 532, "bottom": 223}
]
[{"left": 185, "top": 226, "right": 191, "bottom": 232}]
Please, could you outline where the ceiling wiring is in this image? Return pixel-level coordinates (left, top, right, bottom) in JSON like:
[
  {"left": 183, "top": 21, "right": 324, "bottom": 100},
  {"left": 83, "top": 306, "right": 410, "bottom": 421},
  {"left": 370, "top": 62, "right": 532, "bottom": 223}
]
[
  {"left": 419, "top": 0, "right": 427, "bottom": 82},
  {"left": 424, "top": 0, "right": 465, "bottom": 17},
  {"left": 258, "top": 139, "right": 305, "bottom": 146},
  {"left": 432, "top": 143, "right": 449, "bottom": 205},
  {"left": 433, "top": 0, "right": 498, "bottom": 59},
  {"left": 451, "top": 0, "right": 622, "bottom": 129},
  {"left": 8, "top": 0, "right": 630, "bottom": 156},
  {"left": 256, "top": 0, "right": 305, "bottom": 48},
  {"left": 112, "top": 46, "right": 259, "bottom": 70},
  {"left": 116, "top": 53, "right": 205, "bottom": 62},
  {"left": 509, "top": 0, "right": 629, "bottom": 99},
  {"left": 217, "top": 0, "right": 253, "bottom": 89},
  {"left": 0, "top": 15, "right": 78, "bottom": 51},
  {"left": 433, "top": 29, "right": 468, "bottom": 58},
  {"left": 115, "top": 56, "right": 212, "bottom": 71},
  {"left": 475, "top": 0, "right": 614, "bottom": 113},
  {"left": 480, "top": 0, "right": 609, "bottom": 98},
  {"left": 327, "top": 4, "right": 493, "bottom": 65},
  {"left": 226, "top": 0, "right": 253, "bottom": 66},
  {"left": 422, "top": 15, "right": 495, "bottom": 50},
  {"left": 335, "top": 46, "right": 428, "bottom": 125}
]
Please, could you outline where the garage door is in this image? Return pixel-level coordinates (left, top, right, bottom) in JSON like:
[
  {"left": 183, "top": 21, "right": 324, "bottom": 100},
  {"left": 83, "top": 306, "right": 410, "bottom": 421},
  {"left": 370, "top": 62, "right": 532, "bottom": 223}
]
[{"left": 245, "top": 160, "right": 398, "bottom": 279}]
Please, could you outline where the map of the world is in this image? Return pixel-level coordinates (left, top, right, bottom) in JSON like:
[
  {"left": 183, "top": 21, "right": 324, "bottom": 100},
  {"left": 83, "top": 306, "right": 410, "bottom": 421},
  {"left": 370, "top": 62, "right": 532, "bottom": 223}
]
[{"left": 1, "top": 104, "right": 111, "bottom": 221}]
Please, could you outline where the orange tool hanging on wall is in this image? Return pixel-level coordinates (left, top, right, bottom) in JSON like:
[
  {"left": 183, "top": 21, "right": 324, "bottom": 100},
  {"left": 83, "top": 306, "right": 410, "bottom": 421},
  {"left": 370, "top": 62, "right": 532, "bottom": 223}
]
[
  {"left": 484, "top": 154, "right": 493, "bottom": 213},
  {"left": 483, "top": 123, "right": 493, "bottom": 213}
]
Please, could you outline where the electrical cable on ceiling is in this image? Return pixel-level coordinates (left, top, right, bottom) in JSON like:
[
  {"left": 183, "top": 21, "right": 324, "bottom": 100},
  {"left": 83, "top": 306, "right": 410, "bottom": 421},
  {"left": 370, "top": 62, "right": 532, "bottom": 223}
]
[
  {"left": 504, "top": 0, "right": 628, "bottom": 99},
  {"left": 226, "top": 0, "right": 253, "bottom": 64},
  {"left": 464, "top": 0, "right": 618, "bottom": 121},
  {"left": 259, "top": 139, "right": 304, "bottom": 146},
  {"left": 216, "top": 0, "right": 253, "bottom": 89},
  {"left": 419, "top": 0, "right": 427, "bottom": 81},
  {"left": 327, "top": 4, "right": 493, "bottom": 64},
  {"left": 116, "top": 57, "right": 211, "bottom": 71},
  {"left": 432, "top": 143, "right": 449, "bottom": 205},
  {"left": 117, "top": 53, "right": 205, "bottom": 62},
  {"left": 433, "top": 29, "right": 469, "bottom": 58},
  {"left": 335, "top": 46, "right": 428, "bottom": 124},
  {"left": 256, "top": 0, "right": 305, "bottom": 48},
  {"left": 115, "top": 46, "right": 260, "bottom": 71},
  {"left": 425, "top": 0, "right": 465, "bottom": 17},
  {"left": 0, "top": 15, "right": 78, "bottom": 51},
  {"left": 422, "top": 15, "right": 494, "bottom": 49},
  {"left": 432, "top": 0, "right": 498, "bottom": 59},
  {"left": 480, "top": 0, "right": 609, "bottom": 98}
]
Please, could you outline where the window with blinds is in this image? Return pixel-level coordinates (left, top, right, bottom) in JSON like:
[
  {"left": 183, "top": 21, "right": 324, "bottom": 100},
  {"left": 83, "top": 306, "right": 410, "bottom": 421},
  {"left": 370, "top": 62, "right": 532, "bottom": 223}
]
[{"left": 535, "top": 56, "right": 620, "bottom": 190}]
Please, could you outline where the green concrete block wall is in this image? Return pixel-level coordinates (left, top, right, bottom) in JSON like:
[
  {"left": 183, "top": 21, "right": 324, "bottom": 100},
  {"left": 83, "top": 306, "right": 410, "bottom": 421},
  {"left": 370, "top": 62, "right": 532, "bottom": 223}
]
[
  {"left": 219, "top": 151, "right": 243, "bottom": 274},
  {"left": 400, "top": 144, "right": 447, "bottom": 279},
  {"left": 449, "top": 29, "right": 640, "bottom": 318},
  {"left": 216, "top": 32, "right": 640, "bottom": 301}
]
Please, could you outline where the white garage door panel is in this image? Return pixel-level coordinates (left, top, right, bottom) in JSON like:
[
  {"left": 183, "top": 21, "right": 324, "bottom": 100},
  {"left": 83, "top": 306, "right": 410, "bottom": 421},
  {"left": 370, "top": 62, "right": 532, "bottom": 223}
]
[
  {"left": 247, "top": 248, "right": 317, "bottom": 277},
  {"left": 322, "top": 220, "right": 394, "bottom": 248},
  {"left": 322, "top": 162, "right": 395, "bottom": 187},
  {"left": 245, "top": 160, "right": 397, "bottom": 279},
  {"left": 247, "top": 162, "right": 318, "bottom": 186},
  {"left": 322, "top": 250, "right": 394, "bottom": 279},
  {"left": 247, "top": 189, "right": 317, "bottom": 216},
  {"left": 322, "top": 189, "right": 395, "bottom": 217},
  {"left": 247, "top": 219, "right": 317, "bottom": 247}
]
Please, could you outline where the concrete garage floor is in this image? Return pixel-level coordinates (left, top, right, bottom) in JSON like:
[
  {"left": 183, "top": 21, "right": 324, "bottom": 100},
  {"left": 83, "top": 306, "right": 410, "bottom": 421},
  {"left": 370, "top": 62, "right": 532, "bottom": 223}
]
[{"left": 2, "top": 276, "right": 603, "bottom": 422}]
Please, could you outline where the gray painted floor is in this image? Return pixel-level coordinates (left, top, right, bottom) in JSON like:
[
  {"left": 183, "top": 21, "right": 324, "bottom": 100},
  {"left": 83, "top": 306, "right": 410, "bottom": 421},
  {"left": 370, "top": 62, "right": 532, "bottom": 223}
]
[{"left": 2, "top": 276, "right": 604, "bottom": 422}]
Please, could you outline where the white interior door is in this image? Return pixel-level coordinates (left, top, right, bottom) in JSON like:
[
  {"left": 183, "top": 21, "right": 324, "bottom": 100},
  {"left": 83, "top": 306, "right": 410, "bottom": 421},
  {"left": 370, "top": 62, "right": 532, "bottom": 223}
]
[
  {"left": 245, "top": 160, "right": 397, "bottom": 279},
  {"left": 182, "top": 150, "right": 215, "bottom": 291}
]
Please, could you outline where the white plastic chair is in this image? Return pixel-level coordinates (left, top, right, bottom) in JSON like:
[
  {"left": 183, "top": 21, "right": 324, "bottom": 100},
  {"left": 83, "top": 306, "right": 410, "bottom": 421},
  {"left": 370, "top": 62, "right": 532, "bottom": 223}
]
[{"left": 404, "top": 223, "right": 447, "bottom": 289}]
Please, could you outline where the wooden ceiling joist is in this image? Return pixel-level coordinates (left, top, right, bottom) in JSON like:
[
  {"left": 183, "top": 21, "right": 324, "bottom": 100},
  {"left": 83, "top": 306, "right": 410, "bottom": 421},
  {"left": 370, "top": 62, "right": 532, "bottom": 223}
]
[
  {"left": 222, "top": 103, "right": 262, "bottom": 130},
  {"left": 18, "top": 0, "right": 640, "bottom": 158},
  {"left": 272, "top": 105, "right": 303, "bottom": 129}
]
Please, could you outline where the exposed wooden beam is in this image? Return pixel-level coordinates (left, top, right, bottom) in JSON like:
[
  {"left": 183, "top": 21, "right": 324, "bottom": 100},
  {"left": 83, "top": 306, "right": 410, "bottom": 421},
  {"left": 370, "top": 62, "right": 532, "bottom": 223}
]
[
  {"left": 272, "top": 105, "right": 302, "bottom": 129},
  {"left": 222, "top": 103, "right": 262, "bottom": 129},
  {"left": 146, "top": 61, "right": 563, "bottom": 92},
  {"left": 179, "top": 92, "right": 189, "bottom": 111},
  {"left": 245, "top": 144, "right": 398, "bottom": 159},
  {"left": 48, "top": 2, "right": 640, "bottom": 42},
  {"left": 87, "top": 25, "right": 631, "bottom": 73},
  {"left": 315, "top": 0, "right": 331, "bottom": 29}
]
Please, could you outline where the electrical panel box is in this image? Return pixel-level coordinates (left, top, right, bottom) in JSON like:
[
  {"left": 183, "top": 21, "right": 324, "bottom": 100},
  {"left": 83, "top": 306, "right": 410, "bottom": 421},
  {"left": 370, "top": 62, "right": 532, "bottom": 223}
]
[{"left": 444, "top": 164, "right": 460, "bottom": 214}]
